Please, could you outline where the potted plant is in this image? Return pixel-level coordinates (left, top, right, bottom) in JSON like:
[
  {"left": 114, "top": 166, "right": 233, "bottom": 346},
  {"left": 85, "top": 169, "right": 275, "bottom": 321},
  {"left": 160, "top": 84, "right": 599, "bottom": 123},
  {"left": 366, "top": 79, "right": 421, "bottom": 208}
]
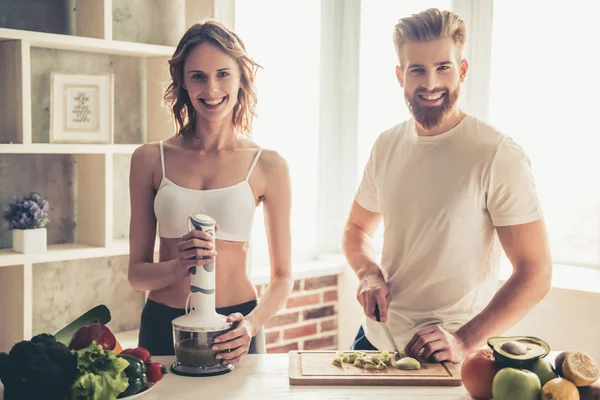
[{"left": 3, "top": 192, "right": 50, "bottom": 253}]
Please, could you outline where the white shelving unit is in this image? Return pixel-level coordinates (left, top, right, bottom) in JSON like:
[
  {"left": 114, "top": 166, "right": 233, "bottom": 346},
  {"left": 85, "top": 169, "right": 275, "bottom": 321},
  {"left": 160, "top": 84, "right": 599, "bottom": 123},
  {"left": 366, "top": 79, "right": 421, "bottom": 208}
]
[
  {"left": 0, "top": 27, "right": 175, "bottom": 57},
  {"left": 0, "top": 0, "right": 234, "bottom": 352},
  {"left": 0, "top": 143, "right": 141, "bottom": 154},
  {"left": 0, "top": 239, "right": 161, "bottom": 268}
]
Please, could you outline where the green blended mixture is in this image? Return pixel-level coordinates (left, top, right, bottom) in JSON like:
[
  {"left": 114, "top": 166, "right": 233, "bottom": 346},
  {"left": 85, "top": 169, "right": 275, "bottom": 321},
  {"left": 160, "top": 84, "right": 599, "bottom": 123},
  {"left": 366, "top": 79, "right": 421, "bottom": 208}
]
[{"left": 175, "top": 339, "right": 221, "bottom": 367}]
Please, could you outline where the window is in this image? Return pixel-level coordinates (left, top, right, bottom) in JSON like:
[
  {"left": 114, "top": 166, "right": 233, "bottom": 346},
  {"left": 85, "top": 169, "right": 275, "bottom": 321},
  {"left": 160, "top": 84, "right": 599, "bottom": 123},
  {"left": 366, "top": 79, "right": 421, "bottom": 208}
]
[
  {"left": 236, "top": 0, "right": 599, "bottom": 276},
  {"left": 237, "top": 1, "right": 490, "bottom": 266},
  {"left": 357, "top": 0, "right": 452, "bottom": 247},
  {"left": 235, "top": 1, "right": 322, "bottom": 265},
  {"left": 489, "top": 0, "right": 600, "bottom": 267}
]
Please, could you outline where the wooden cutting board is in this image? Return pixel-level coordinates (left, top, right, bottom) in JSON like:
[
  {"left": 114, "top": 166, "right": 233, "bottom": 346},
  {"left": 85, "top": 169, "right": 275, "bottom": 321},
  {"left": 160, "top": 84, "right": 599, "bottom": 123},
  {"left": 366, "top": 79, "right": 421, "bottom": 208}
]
[{"left": 289, "top": 351, "right": 462, "bottom": 386}]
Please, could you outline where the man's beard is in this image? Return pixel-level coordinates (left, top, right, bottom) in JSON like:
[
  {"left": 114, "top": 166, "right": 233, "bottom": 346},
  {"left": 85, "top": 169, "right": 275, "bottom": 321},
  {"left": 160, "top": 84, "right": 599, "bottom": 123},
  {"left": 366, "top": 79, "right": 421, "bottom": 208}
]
[{"left": 405, "top": 86, "right": 460, "bottom": 130}]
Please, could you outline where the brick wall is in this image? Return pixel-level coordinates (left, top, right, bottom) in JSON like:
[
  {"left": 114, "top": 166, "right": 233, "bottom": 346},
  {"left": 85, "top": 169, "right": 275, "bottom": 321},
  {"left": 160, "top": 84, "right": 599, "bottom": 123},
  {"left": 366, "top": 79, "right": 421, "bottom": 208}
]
[{"left": 256, "top": 274, "right": 339, "bottom": 353}]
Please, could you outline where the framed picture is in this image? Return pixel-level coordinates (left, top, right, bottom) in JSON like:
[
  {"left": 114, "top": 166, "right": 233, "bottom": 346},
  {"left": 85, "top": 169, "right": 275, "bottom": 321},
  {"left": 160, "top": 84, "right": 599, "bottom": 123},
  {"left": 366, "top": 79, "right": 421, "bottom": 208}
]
[{"left": 50, "top": 73, "right": 114, "bottom": 144}]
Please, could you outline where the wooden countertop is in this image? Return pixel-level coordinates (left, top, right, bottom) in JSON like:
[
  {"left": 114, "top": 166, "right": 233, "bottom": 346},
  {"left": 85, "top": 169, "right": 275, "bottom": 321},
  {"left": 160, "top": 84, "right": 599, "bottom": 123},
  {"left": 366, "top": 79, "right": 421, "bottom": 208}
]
[
  {"left": 142, "top": 354, "right": 471, "bottom": 399},
  {"left": 146, "top": 353, "right": 600, "bottom": 399},
  {"left": 2, "top": 353, "right": 598, "bottom": 399}
]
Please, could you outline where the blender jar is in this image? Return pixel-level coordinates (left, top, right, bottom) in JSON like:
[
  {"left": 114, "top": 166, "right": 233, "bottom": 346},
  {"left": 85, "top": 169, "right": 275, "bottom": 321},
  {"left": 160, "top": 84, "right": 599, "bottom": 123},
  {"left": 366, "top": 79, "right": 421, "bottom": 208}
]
[{"left": 173, "top": 324, "right": 233, "bottom": 368}]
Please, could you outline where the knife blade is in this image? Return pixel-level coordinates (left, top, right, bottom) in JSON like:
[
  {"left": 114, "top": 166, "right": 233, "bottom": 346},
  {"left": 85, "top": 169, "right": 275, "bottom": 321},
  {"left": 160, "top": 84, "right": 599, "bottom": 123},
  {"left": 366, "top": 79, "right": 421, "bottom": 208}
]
[{"left": 374, "top": 304, "right": 402, "bottom": 359}]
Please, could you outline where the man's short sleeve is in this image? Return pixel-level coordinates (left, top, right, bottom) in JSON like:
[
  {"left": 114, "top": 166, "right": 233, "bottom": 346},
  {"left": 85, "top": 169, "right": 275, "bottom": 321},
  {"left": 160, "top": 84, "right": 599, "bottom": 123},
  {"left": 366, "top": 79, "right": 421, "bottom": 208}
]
[
  {"left": 487, "top": 137, "right": 543, "bottom": 226},
  {"left": 355, "top": 143, "right": 381, "bottom": 213}
]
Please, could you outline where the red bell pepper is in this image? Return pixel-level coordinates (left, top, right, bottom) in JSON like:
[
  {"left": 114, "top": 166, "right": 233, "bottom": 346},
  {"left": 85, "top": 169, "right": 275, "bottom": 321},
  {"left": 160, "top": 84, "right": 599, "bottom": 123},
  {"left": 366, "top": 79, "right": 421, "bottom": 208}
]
[
  {"left": 121, "top": 347, "right": 152, "bottom": 363},
  {"left": 68, "top": 322, "right": 116, "bottom": 351}
]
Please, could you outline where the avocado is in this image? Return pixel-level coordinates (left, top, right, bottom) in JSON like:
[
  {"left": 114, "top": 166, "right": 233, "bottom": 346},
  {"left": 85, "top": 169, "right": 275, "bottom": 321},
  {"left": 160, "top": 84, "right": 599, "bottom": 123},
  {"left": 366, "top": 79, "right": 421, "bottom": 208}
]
[{"left": 487, "top": 336, "right": 550, "bottom": 368}]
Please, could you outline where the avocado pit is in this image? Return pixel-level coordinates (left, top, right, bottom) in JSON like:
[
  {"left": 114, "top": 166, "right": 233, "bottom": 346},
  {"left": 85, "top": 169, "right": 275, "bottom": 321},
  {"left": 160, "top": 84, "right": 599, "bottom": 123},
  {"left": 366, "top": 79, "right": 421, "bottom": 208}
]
[{"left": 500, "top": 340, "right": 527, "bottom": 356}]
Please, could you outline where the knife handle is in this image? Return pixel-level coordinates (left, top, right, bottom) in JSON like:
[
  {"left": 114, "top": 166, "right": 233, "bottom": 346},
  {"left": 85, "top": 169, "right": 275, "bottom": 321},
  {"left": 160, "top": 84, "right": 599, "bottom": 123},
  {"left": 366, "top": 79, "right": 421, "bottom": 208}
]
[{"left": 374, "top": 304, "right": 381, "bottom": 322}]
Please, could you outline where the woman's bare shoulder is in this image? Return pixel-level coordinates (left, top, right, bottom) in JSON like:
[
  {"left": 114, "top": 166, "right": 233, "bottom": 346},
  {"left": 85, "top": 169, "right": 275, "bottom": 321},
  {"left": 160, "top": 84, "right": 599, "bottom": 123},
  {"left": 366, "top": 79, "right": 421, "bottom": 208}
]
[
  {"left": 132, "top": 142, "right": 161, "bottom": 164},
  {"left": 257, "top": 148, "right": 290, "bottom": 183},
  {"left": 258, "top": 148, "right": 287, "bottom": 167}
]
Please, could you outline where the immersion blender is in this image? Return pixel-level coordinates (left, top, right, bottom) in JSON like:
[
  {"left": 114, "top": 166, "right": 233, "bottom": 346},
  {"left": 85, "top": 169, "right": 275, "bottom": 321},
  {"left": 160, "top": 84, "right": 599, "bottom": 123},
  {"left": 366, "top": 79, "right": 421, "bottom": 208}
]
[{"left": 170, "top": 214, "right": 234, "bottom": 377}]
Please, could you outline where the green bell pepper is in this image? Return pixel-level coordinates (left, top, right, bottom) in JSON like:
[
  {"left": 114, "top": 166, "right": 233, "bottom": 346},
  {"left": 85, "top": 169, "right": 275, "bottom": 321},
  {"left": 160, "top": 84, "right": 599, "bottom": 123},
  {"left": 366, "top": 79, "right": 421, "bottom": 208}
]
[{"left": 117, "top": 354, "right": 147, "bottom": 398}]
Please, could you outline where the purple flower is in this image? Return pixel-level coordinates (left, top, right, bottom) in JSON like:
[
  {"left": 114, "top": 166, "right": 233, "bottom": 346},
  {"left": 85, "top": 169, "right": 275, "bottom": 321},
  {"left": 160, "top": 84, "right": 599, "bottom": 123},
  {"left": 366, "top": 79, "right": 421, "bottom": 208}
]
[{"left": 2, "top": 192, "right": 50, "bottom": 230}]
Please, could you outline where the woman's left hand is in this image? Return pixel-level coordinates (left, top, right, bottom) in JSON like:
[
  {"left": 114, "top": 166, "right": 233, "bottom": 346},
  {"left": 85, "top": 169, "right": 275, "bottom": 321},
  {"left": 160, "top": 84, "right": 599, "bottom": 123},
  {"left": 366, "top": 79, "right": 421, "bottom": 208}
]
[{"left": 212, "top": 313, "right": 254, "bottom": 364}]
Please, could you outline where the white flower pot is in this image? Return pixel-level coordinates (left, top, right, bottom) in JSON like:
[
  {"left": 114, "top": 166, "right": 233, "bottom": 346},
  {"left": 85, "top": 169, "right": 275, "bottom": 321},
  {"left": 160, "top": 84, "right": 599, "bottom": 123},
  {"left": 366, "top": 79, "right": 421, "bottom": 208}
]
[{"left": 12, "top": 228, "right": 47, "bottom": 253}]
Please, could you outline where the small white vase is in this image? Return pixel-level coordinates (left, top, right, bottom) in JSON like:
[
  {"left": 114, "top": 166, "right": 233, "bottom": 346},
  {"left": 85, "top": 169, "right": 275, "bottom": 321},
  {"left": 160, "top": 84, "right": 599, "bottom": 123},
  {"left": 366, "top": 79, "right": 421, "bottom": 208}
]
[{"left": 12, "top": 228, "right": 47, "bottom": 253}]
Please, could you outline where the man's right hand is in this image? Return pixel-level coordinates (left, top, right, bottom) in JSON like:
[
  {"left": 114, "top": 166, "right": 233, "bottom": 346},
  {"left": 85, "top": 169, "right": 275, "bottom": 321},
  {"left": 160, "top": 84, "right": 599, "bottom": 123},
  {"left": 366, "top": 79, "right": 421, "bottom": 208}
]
[{"left": 356, "top": 270, "right": 391, "bottom": 322}]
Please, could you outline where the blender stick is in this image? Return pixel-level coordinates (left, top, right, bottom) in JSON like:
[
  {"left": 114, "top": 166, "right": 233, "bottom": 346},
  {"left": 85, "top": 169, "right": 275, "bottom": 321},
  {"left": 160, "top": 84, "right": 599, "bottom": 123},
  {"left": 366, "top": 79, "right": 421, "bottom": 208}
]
[{"left": 187, "top": 215, "right": 217, "bottom": 316}]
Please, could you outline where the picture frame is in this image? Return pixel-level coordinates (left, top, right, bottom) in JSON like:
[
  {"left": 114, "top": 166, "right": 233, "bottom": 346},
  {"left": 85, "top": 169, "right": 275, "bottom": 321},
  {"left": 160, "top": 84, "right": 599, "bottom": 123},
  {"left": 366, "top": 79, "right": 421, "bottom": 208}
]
[{"left": 49, "top": 73, "right": 114, "bottom": 144}]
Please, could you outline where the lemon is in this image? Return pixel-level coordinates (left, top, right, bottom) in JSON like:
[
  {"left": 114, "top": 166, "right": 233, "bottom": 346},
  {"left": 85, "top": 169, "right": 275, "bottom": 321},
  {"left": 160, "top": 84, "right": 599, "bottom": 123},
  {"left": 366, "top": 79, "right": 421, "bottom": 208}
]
[
  {"left": 541, "top": 377, "right": 579, "bottom": 399},
  {"left": 562, "top": 351, "right": 600, "bottom": 387}
]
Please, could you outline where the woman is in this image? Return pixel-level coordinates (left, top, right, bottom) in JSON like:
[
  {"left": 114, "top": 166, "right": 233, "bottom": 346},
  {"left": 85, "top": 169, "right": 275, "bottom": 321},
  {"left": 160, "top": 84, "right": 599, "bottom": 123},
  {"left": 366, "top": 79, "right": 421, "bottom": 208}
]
[{"left": 128, "top": 20, "right": 293, "bottom": 364}]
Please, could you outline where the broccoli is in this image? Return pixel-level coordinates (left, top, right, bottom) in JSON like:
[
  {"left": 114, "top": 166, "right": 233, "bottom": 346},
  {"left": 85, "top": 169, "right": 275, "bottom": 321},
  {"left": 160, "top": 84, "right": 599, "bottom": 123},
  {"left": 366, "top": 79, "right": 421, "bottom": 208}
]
[{"left": 0, "top": 333, "right": 78, "bottom": 400}]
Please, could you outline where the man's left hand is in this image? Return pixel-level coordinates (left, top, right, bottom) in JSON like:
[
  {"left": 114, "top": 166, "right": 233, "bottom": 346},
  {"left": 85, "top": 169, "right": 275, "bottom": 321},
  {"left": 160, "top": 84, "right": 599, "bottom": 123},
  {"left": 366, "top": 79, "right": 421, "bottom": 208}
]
[
  {"left": 404, "top": 324, "right": 469, "bottom": 363},
  {"left": 212, "top": 313, "right": 254, "bottom": 364}
]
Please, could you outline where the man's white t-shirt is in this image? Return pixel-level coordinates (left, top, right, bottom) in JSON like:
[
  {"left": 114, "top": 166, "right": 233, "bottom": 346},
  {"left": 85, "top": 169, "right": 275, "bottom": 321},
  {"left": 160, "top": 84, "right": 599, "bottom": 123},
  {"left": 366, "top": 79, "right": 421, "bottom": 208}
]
[{"left": 355, "top": 114, "right": 543, "bottom": 351}]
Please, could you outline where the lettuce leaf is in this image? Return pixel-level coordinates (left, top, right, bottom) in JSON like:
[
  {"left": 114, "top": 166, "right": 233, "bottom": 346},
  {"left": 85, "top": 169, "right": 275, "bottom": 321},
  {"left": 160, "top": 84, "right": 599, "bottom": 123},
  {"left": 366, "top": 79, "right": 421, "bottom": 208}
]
[
  {"left": 71, "top": 342, "right": 129, "bottom": 400},
  {"left": 71, "top": 371, "right": 129, "bottom": 400}
]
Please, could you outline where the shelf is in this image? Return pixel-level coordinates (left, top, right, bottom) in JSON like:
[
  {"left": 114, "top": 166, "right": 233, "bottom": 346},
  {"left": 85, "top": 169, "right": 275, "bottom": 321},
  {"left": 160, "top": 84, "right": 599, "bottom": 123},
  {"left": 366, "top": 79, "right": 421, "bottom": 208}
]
[
  {"left": 0, "top": 239, "right": 159, "bottom": 268},
  {"left": 0, "top": 143, "right": 141, "bottom": 154},
  {"left": 0, "top": 243, "right": 112, "bottom": 267},
  {"left": 0, "top": 0, "right": 226, "bottom": 354},
  {"left": 0, "top": 28, "right": 175, "bottom": 57}
]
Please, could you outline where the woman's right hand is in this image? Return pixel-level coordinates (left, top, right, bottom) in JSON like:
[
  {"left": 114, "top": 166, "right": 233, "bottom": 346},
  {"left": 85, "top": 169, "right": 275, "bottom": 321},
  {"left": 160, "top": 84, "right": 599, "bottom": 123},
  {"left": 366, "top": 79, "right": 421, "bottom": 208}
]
[{"left": 173, "top": 229, "right": 218, "bottom": 278}]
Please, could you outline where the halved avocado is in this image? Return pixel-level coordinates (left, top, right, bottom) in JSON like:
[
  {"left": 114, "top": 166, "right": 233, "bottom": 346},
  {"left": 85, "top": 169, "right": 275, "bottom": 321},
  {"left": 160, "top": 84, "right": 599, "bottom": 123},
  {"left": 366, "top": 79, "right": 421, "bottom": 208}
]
[{"left": 487, "top": 336, "right": 550, "bottom": 368}]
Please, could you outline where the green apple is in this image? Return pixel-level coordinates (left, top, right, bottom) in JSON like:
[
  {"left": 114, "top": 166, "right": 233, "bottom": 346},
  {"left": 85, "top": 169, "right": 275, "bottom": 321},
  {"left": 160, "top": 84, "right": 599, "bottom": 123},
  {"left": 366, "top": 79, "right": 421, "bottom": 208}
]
[{"left": 492, "top": 367, "right": 541, "bottom": 400}]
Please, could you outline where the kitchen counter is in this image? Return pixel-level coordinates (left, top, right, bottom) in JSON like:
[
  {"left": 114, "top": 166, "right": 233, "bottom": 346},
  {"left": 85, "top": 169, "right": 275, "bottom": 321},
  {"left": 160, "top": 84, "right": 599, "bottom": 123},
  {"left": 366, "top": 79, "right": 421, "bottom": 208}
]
[
  {"left": 2, "top": 353, "right": 598, "bottom": 399},
  {"left": 0, "top": 354, "right": 466, "bottom": 400},
  {"left": 145, "top": 353, "right": 600, "bottom": 400},
  {"left": 138, "top": 354, "right": 471, "bottom": 399}
]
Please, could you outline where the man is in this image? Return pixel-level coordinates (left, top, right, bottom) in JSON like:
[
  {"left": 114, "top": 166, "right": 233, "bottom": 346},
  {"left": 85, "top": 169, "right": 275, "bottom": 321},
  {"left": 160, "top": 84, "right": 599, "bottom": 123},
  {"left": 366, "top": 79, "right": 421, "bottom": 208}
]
[{"left": 342, "top": 8, "right": 552, "bottom": 363}]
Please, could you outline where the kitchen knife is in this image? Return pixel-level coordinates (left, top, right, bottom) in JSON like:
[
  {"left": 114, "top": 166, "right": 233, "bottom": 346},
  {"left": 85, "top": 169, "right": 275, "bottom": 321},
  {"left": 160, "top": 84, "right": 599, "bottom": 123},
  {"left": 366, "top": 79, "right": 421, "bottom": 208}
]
[{"left": 374, "top": 304, "right": 402, "bottom": 359}]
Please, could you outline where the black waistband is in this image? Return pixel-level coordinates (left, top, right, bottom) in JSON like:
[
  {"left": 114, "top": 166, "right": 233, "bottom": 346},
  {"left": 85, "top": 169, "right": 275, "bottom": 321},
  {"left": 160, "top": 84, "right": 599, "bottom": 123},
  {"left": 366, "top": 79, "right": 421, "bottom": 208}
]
[{"left": 145, "top": 298, "right": 258, "bottom": 317}]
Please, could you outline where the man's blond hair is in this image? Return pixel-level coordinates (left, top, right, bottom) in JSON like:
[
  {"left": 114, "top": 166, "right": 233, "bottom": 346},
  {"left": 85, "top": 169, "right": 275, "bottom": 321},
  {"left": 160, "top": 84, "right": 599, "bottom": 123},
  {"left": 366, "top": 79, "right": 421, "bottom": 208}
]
[{"left": 393, "top": 8, "right": 466, "bottom": 66}]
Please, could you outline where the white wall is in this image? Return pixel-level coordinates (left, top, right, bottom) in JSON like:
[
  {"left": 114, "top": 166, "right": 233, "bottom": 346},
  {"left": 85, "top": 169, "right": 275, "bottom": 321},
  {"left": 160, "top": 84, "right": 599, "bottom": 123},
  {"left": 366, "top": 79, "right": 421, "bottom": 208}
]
[{"left": 337, "top": 264, "right": 600, "bottom": 362}]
